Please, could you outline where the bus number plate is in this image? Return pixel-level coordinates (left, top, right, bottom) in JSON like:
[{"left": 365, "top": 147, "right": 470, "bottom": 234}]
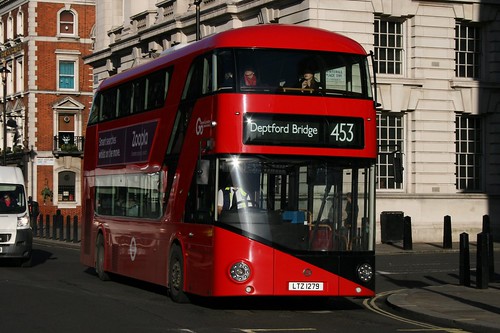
[{"left": 288, "top": 282, "right": 324, "bottom": 291}]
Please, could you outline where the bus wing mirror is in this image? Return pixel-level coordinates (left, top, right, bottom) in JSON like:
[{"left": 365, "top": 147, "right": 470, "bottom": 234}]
[{"left": 197, "top": 160, "right": 210, "bottom": 185}]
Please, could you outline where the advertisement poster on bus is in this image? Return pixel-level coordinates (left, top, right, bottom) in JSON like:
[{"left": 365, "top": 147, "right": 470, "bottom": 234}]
[{"left": 97, "top": 121, "right": 157, "bottom": 166}]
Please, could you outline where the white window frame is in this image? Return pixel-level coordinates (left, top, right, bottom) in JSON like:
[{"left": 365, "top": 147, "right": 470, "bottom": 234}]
[
  {"left": 377, "top": 112, "right": 405, "bottom": 191},
  {"left": 15, "top": 56, "right": 23, "bottom": 93},
  {"left": 57, "top": 8, "right": 78, "bottom": 37},
  {"left": 455, "top": 113, "right": 483, "bottom": 192},
  {"left": 374, "top": 16, "right": 406, "bottom": 76},
  {"left": 455, "top": 20, "right": 481, "bottom": 79},
  {"left": 6, "top": 14, "right": 13, "bottom": 40},
  {"left": 16, "top": 9, "right": 23, "bottom": 37},
  {"left": 6, "top": 60, "right": 13, "bottom": 96},
  {"left": 56, "top": 52, "right": 80, "bottom": 91}
]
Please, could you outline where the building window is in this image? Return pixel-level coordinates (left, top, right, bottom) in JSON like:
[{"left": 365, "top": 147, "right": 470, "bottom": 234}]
[
  {"left": 59, "top": 10, "right": 75, "bottom": 35},
  {"left": 58, "top": 60, "right": 76, "bottom": 90},
  {"left": 377, "top": 113, "right": 404, "bottom": 189},
  {"left": 456, "top": 114, "right": 482, "bottom": 191},
  {"left": 455, "top": 21, "right": 480, "bottom": 78},
  {"left": 16, "top": 10, "right": 23, "bottom": 36},
  {"left": 58, "top": 171, "right": 76, "bottom": 202},
  {"left": 6, "top": 15, "right": 13, "bottom": 40},
  {"left": 5, "top": 61, "right": 13, "bottom": 96},
  {"left": 15, "top": 57, "right": 23, "bottom": 93},
  {"left": 374, "top": 17, "right": 403, "bottom": 75}
]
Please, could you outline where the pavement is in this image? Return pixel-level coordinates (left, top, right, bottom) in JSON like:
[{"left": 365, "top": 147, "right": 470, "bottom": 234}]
[
  {"left": 34, "top": 238, "right": 500, "bottom": 332},
  {"left": 377, "top": 241, "right": 500, "bottom": 333}
]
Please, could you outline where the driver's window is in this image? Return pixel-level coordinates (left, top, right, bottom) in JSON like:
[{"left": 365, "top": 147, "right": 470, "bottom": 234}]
[{"left": 216, "top": 159, "right": 259, "bottom": 216}]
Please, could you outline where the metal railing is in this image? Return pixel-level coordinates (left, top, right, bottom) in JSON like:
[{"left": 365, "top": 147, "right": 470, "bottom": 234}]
[{"left": 52, "top": 135, "right": 84, "bottom": 158}]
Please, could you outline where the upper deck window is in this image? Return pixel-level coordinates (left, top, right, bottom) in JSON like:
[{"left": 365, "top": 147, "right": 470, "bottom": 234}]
[
  {"left": 88, "top": 68, "right": 172, "bottom": 124},
  {"left": 213, "top": 49, "right": 372, "bottom": 99}
]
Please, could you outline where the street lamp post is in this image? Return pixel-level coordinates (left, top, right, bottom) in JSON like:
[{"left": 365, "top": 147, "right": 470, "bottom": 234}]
[
  {"left": 1, "top": 64, "right": 9, "bottom": 166},
  {"left": 194, "top": 0, "right": 202, "bottom": 41}
]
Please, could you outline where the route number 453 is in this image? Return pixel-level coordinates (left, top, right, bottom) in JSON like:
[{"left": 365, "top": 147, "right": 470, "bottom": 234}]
[{"left": 330, "top": 123, "right": 355, "bottom": 142}]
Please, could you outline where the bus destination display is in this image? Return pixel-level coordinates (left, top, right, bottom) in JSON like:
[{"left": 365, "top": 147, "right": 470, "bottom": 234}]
[{"left": 243, "top": 113, "right": 364, "bottom": 148}]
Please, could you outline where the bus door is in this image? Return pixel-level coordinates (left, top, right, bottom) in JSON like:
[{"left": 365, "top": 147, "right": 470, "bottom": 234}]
[{"left": 180, "top": 157, "right": 216, "bottom": 296}]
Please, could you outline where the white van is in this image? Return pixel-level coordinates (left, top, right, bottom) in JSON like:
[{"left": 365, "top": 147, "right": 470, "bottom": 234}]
[{"left": 0, "top": 166, "right": 32, "bottom": 266}]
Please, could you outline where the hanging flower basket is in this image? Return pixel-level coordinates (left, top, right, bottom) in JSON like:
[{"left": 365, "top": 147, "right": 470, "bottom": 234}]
[{"left": 41, "top": 186, "right": 53, "bottom": 202}]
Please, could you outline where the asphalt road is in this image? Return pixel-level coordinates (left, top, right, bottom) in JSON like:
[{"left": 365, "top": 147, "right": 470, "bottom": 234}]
[{"left": 0, "top": 241, "right": 484, "bottom": 333}]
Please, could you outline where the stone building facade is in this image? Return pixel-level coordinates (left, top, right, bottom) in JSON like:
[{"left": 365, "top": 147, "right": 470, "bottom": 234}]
[
  {"left": 85, "top": 0, "right": 500, "bottom": 242},
  {"left": 0, "top": 0, "right": 95, "bottom": 218}
]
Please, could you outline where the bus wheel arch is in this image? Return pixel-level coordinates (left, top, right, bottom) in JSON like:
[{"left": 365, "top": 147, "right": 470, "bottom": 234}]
[
  {"left": 95, "top": 232, "right": 111, "bottom": 281},
  {"left": 168, "top": 243, "right": 189, "bottom": 303}
]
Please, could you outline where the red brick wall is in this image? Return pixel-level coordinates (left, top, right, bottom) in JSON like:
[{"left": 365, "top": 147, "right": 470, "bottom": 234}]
[{"left": 32, "top": 1, "right": 95, "bottom": 221}]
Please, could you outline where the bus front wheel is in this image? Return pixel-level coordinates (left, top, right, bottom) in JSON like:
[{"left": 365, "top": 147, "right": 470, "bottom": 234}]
[
  {"left": 95, "top": 234, "right": 110, "bottom": 281},
  {"left": 168, "top": 244, "right": 189, "bottom": 303}
]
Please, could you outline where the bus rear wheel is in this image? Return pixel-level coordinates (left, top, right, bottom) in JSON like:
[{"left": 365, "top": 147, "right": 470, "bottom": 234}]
[
  {"left": 168, "top": 244, "right": 189, "bottom": 303},
  {"left": 95, "top": 234, "right": 110, "bottom": 281}
]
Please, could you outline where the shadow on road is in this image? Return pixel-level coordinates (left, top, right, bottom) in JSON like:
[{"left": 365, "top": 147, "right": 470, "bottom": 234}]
[
  {"left": 0, "top": 248, "right": 53, "bottom": 267},
  {"left": 81, "top": 266, "right": 364, "bottom": 311}
]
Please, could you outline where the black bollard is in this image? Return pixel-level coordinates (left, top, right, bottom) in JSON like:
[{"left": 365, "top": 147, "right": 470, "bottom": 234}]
[
  {"left": 459, "top": 232, "right": 470, "bottom": 287},
  {"left": 32, "top": 215, "right": 38, "bottom": 237},
  {"left": 482, "top": 215, "right": 490, "bottom": 233},
  {"left": 66, "top": 216, "right": 71, "bottom": 242},
  {"left": 403, "top": 216, "right": 413, "bottom": 250},
  {"left": 73, "top": 216, "right": 79, "bottom": 243},
  {"left": 38, "top": 214, "right": 45, "bottom": 238},
  {"left": 45, "top": 214, "right": 50, "bottom": 238},
  {"left": 52, "top": 215, "right": 57, "bottom": 239},
  {"left": 483, "top": 216, "right": 495, "bottom": 281},
  {"left": 476, "top": 232, "right": 490, "bottom": 289},
  {"left": 443, "top": 215, "right": 452, "bottom": 249},
  {"left": 56, "top": 210, "right": 63, "bottom": 240}
]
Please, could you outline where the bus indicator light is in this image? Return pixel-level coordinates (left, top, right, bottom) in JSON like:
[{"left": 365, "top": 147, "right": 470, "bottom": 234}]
[
  {"left": 229, "top": 261, "right": 251, "bottom": 282},
  {"left": 357, "top": 263, "right": 374, "bottom": 282}
]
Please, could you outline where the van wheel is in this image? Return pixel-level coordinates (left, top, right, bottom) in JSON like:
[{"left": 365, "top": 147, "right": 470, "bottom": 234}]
[
  {"left": 169, "top": 244, "right": 189, "bottom": 303},
  {"left": 95, "top": 234, "right": 110, "bottom": 281}
]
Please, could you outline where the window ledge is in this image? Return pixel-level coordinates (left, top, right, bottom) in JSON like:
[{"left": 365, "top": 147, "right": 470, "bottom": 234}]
[
  {"left": 56, "top": 201, "right": 78, "bottom": 209},
  {"left": 56, "top": 34, "right": 80, "bottom": 40},
  {"left": 450, "top": 79, "right": 480, "bottom": 89}
]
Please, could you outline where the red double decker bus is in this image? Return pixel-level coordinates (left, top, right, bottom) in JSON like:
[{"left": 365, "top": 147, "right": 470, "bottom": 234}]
[{"left": 81, "top": 24, "right": 377, "bottom": 302}]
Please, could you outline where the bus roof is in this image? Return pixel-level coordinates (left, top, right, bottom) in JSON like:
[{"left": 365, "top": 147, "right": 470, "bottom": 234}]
[{"left": 99, "top": 24, "right": 368, "bottom": 91}]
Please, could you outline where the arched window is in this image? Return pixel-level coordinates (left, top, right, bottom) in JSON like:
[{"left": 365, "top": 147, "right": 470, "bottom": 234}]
[
  {"left": 58, "top": 171, "right": 76, "bottom": 201},
  {"left": 7, "top": 15, "right": 13, "bottom": 40},
  {"left": 16, "top": 10, "right": 23, "bottom": 36},
  {"left": 59, "top": 10, "right": 76, "bottom": 36}
]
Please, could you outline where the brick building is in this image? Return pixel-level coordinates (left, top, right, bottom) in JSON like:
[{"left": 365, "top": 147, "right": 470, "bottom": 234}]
[
  {"left": 0, "top": 0, "right": 95, "bottom": 219},
  {"left": 86, "top": 0, "right": 500, "bottom": 243}
]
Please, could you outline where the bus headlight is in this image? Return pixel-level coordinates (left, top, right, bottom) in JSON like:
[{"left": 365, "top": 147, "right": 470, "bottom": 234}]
[
  {"left": 357, "top": 263, "right": 373, "bottom": 282},
  {"left": 17, "top": 213, "right": 30, "bottom": 229},
  {"left": 229, "top": 261, "right": 251, "bottom": 283}
]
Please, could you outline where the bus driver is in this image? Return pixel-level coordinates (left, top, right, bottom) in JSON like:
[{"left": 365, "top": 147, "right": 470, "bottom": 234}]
[{"left": 217, "top": 185, "right": 253, "bottom": 214}]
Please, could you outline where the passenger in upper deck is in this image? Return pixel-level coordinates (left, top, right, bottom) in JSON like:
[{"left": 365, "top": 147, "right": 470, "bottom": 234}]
[
  {"left": 297, "top": 68, "right": 321, "bottom": 91},
  {"left": 241, "top": 67, "right": 258, "bottom": 87}
]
